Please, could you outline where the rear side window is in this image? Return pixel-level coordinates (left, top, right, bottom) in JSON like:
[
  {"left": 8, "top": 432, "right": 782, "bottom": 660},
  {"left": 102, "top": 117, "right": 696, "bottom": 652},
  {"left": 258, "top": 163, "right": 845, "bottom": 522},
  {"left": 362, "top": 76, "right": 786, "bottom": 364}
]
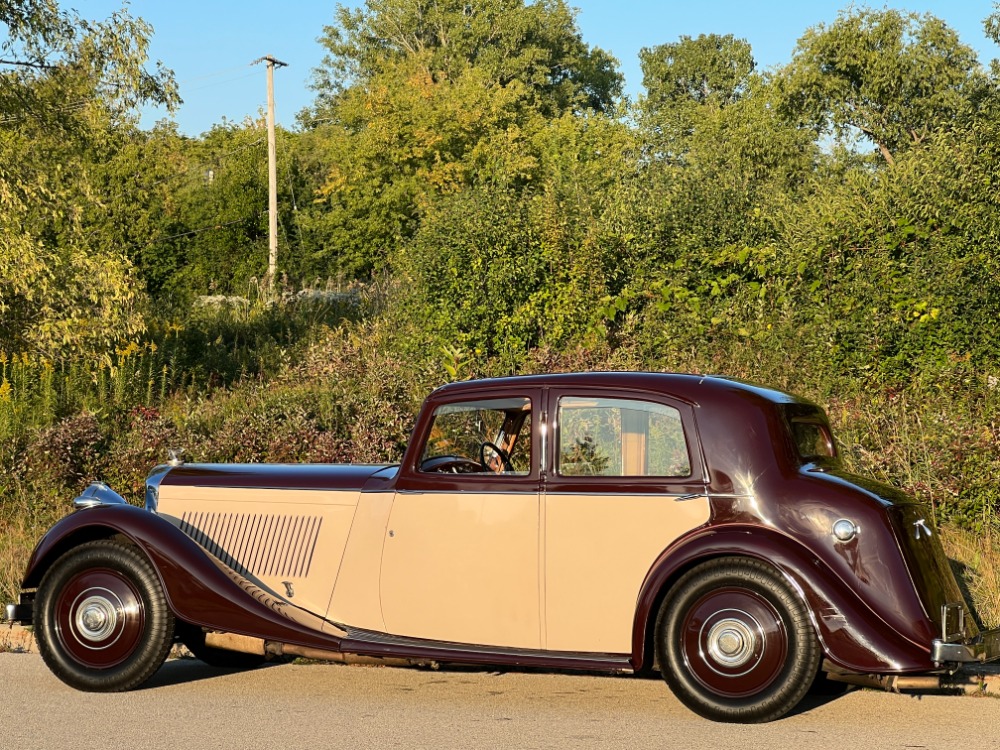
[
  {"left": 557, "top": 397, "right": 690, "bottom": 477},
  {"left": 789, "top": 418, "right": 836, "bottom": 461}
]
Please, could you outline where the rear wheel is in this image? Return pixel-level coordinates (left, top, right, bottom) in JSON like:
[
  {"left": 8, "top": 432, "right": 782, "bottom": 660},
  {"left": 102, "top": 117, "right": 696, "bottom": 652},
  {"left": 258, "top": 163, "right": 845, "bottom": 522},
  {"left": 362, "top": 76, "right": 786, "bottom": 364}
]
[
  {"left": 656, "top": 557, "right": 820, "bottom": 723},
  {"left": 35, "top": 540, "right": 175, "bottom": 691}
]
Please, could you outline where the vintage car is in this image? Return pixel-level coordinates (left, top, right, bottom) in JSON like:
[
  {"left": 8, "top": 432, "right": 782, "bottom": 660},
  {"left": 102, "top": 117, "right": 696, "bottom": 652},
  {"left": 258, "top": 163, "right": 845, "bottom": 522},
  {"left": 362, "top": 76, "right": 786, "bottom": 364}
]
[{"left": 6, "top": 372, "right": 1000, "bottom": 722}]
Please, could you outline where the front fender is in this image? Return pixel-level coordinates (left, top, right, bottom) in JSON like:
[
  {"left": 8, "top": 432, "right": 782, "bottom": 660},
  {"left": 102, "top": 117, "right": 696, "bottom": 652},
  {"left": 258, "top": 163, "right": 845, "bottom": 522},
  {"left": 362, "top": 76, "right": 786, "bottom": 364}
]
[
  {"left": 21, "top": 504, "right": 344, "bottom": 651},
  {"left": 632, "top": 525, "right": 934, "bottom": 675}
]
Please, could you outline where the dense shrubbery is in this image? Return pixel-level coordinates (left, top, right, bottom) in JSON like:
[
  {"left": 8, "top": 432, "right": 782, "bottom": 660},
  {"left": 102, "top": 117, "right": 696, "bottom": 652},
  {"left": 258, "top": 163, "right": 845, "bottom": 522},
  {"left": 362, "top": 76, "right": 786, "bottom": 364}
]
[{"left": 4, "top": 1, "right": 1000, "bottom": 612}]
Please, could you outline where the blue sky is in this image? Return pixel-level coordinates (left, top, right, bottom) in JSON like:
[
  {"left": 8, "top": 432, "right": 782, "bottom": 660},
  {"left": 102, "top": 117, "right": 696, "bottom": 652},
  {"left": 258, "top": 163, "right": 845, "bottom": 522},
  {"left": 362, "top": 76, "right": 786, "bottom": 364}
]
[{"left": 84, "top": 1, "right": 1000, "bottom": 136}]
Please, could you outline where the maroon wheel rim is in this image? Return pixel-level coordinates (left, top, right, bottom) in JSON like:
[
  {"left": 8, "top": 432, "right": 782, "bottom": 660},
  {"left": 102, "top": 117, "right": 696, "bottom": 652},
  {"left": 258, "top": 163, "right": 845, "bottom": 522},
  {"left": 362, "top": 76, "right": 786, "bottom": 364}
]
[
  {"left": 679, "top": 586, "right": 788, "bottom": 698},
  {"left": 53, "top": 567, "right": 146, "bottom": 669}
]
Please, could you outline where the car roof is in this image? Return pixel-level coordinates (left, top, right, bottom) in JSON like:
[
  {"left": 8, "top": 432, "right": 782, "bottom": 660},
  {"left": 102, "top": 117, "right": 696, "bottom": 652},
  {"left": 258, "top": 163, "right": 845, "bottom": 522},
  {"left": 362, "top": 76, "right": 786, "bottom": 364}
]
[{"left": 431, "top": 372, "right": 812, "bottom": 408}]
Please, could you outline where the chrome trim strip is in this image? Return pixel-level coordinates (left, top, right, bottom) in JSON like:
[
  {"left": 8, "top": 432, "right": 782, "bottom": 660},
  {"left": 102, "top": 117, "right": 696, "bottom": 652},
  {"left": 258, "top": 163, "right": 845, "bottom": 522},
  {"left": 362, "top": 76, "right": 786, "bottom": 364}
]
[
  {"left": 396, "top": 488, "right": 539, "bottom": 496},
  {"left": 395, "top": 490, "right": 729, "bottom": 499},
  {"left": 73, "top": 482, "right": 128, "bottom": 510},
  {"left": 543, "top": 491, "right": 729, "bottom": 499},
  {"left": 540, "top": 408, "right": 548, "bottom": 474}
]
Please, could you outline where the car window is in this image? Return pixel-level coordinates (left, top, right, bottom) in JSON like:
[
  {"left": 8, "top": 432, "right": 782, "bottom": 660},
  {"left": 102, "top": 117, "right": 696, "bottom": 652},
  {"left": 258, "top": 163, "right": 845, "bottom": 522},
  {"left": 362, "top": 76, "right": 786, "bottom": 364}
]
[
  {"left": 557, "top": 397, "right": 690, "bottom": 477},
  {"left": 420, "top": 397, "right": 532, "bottom": 475},
  {"left": 789, "top": 418, "right": 836, "bottom": 461}
]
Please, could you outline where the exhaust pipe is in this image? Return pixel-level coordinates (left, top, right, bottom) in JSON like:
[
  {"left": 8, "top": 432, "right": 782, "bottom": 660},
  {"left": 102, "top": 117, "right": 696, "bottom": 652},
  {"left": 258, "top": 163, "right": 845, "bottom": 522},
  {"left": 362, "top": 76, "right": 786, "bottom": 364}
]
[
  {"left": 825, "top": 673, "right": 944, "bottom": 692},
  {"left": 199, "top": 631, "right": 437, "bottom": 668}
]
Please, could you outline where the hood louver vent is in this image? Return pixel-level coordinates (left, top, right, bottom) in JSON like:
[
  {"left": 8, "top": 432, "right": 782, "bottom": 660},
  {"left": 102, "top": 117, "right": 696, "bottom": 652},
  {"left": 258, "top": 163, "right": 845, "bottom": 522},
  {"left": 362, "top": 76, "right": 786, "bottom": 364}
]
[{"left": 179, "top": 511, "right": 323, "bottom": 579}]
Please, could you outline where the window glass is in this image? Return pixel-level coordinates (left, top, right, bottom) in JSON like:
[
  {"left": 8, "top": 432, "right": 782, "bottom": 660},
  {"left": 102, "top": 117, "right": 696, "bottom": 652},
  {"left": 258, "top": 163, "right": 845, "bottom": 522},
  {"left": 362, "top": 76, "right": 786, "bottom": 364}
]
[
  {"left": 420, "top": 397, "right": 532, "bottom": 475},
  {"left": 557, "top": 397, "right": 690, "bottom": 477},
  {"left": 790, "top": 419, "right": 835, "bottom": 460}
]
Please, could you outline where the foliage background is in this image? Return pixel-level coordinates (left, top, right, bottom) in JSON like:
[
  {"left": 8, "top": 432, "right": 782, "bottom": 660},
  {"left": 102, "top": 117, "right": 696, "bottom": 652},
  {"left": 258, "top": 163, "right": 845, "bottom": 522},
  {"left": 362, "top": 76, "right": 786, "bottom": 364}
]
[{"left": 3, "top": 0, "right": 1000, "bottom": 620}]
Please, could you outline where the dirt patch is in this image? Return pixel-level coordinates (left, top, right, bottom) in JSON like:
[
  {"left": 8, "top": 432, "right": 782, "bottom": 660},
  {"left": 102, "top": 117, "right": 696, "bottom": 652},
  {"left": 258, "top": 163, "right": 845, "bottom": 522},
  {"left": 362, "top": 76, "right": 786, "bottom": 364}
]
[{"left": 0, "top": 625, "right": 35, "bottom": 653}]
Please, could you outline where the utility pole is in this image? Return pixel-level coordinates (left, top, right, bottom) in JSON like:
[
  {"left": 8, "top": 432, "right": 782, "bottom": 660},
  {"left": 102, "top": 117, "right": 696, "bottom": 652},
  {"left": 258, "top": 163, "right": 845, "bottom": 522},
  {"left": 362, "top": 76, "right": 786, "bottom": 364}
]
[{"left": 253, "top": 55, "right": 287, "bottom": 292}]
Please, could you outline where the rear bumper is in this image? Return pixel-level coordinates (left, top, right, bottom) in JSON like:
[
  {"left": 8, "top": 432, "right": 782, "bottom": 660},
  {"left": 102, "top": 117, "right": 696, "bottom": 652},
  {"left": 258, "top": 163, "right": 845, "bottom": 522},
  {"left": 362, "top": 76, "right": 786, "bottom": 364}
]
[
  {"left": 932, "top": 603, "right": 1000, "bottom": 666},
  {"left": 4, "top": 595, "right": 33, "bottom": 625},
  {"left": 932, "top": 628, "right": 1000, "bottom": 666}
]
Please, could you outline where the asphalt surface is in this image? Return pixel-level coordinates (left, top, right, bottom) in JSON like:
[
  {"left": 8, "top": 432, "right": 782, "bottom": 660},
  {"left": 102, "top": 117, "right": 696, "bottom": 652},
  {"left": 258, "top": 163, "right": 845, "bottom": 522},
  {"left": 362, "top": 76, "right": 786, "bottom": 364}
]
[{"left": 1, "top": 653, "right": 999, "bottom": 749}]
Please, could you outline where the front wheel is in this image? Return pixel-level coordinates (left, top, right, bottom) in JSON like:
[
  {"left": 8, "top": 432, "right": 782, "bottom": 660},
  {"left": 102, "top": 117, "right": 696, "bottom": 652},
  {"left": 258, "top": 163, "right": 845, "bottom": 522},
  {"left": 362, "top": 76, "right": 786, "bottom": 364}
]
[
  {"left": 35, "top": 540, "right": 175, "bottom": 691},
  {"left": 656, "top": 557, "right": 820, "bottom": 723}
]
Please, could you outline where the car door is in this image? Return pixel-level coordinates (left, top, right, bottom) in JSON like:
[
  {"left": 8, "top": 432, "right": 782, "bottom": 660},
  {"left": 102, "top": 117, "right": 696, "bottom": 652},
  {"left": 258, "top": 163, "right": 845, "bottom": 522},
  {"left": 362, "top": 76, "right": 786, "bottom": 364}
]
[
  {"left": 543, "top": 389, "right": 711, "bottom": 654},
  {"left": 379, "top": 390, "right": 542, "bottom": 649}
]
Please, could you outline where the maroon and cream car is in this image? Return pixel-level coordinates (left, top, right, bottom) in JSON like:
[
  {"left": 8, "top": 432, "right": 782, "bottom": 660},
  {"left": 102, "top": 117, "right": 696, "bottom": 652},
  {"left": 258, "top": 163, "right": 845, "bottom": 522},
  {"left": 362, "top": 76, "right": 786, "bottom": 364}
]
[{"left": 7, "top": 373, "right": 1000, "bottom": 722}]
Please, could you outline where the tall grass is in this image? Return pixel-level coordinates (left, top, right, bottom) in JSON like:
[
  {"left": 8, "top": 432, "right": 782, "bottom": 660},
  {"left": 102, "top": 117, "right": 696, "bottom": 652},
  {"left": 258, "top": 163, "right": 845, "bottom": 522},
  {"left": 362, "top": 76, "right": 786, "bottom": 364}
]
[
  {"left": 0, "top": 291, "right": 363, "bottom": 606},
  {"left": 941, "top": 525, "right": 1000, "bottom": 629},
  {"left": 0, "top": 345, "right": 173, "bottom": 461}
]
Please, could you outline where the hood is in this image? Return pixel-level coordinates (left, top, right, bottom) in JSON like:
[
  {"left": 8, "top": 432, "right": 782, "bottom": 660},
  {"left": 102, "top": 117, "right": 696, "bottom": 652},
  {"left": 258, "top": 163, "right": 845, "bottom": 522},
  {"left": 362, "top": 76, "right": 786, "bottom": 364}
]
[{"left": 158, "top": 462, "right": 396, "bottom": 492}]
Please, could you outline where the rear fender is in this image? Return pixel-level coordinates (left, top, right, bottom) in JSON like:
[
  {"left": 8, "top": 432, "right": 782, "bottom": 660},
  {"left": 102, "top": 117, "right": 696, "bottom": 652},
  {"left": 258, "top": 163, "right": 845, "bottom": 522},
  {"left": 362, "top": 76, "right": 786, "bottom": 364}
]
[
  {"left": 632, "top": 526, "right": 934, "bottom": 674},
  {"left": 21, "top": 504, "right": 343, "bottom": 651}
]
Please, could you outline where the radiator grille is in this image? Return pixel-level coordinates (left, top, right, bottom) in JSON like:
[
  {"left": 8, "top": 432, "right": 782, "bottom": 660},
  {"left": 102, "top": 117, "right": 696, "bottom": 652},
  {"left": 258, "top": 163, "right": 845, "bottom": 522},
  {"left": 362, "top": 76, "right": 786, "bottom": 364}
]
[{"left": 179, "top": 511, "right": 323, "bottom": 579}]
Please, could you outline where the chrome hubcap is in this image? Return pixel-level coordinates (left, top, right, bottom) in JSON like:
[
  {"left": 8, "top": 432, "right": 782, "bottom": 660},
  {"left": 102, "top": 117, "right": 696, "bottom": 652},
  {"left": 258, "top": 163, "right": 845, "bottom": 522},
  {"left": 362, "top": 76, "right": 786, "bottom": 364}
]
[
  {"left": 73, "top": 591, "right": 121, "bottom": 643},
  {"left": 705, "top": 614, "right": 758, "bottom": 669}
]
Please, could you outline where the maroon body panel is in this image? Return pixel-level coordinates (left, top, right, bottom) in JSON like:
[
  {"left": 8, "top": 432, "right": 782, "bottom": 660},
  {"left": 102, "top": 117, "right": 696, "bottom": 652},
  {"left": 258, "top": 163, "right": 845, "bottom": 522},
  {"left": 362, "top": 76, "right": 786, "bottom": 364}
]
[
  {"left": 20, "top": 505, "right": 346, "bottom": 652},
  {"left": 632, "top": 524, "right": 934, "bottom": 674},
  {"left": 161, "top": 463, "right": 394, "bottom": 491}
]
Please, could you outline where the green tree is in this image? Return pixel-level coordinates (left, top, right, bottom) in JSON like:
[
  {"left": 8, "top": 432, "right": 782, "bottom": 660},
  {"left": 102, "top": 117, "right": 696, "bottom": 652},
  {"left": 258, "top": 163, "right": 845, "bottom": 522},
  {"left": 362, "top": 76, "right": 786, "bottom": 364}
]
[
  {"left": 392, "top": 109, "right": 639, "bottom": 361},
  {"left": 640, "top": 33, "right": 755, "bottom": 111},
  {"left": 777, "top": 8, "right": 983, "bottom": 166},
  {"left": 301, "top": 0, "right": 622, "bottom": 277},
  {"left": 140, "top": 122, "right": 273, "bottom": 301},
  {"left": 313, "top": 0, "right": 621, "bottom": 117},
  {"left": 0, "top": 2, "right": 176, "bottom": 356}
]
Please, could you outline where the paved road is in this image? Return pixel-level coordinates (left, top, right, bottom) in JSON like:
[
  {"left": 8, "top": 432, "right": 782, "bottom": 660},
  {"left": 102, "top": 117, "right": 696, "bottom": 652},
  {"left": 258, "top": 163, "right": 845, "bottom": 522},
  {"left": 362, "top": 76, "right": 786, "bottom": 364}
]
[{"left": 1, "top": 653, "right": 998, "bottom": 749}]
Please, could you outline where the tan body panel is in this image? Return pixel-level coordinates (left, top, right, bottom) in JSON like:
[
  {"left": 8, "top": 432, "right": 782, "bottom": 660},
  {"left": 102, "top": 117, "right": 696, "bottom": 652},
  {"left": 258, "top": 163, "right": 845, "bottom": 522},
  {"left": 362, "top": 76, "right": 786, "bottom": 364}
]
[
  {"left": 379, "top": 491, "right": 540, "bottom": 649},
  {"left": 325, "top": 492, "right": 394, "bottom": 633},
  {"left": 544, "top": 493, "right": 711, "bottom": 652},
  {"left": 157, "top": 485, "right": 359, "bottom": 620},
  {"left": 158, "top": 483, "right": 708, "bottom": 655}
]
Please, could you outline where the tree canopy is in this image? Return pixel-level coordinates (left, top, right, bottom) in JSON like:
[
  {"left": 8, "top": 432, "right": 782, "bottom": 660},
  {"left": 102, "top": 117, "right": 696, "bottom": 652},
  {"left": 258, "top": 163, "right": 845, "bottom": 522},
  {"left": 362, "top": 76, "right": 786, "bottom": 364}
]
[
  {"left": 777, "top": 8, "right": 983, "bottom": 165},
  {"left": 0, "top": 1, "right": 177, "bottom": 356}
]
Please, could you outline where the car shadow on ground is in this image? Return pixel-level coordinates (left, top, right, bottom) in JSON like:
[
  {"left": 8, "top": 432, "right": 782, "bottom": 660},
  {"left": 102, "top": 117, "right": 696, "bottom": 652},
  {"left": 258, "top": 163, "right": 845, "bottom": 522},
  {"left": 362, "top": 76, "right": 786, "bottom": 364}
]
[
  {"left": 785, "top": 687, "right": 856, "bottom": 718},
  {"left": 139, "top": 657, "right": 282, "bottom": 689},
  {"left": 141, "top": 656, "right": 861, "bottom": 721}
]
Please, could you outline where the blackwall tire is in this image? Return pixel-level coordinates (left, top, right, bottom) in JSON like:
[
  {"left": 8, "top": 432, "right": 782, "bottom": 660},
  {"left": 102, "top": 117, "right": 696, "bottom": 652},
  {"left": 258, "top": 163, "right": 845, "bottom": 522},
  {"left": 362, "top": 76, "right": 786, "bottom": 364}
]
[
  {"left": 656, "top": 557, "right": 820, "bottom": 723},
  {"left": 34, "top": 540, "right": 175, "bottom": 692}
]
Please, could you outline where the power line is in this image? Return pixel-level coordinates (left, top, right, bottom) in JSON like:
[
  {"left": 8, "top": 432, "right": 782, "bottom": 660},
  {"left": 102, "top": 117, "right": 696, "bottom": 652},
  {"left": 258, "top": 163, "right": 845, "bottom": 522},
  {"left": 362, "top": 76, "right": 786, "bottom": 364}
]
[
  {"left": 143, "top": 136, "right": 266, "bottom": 190},
  {"left": 183, "top": 71, "right": 258, "bottom": 94},
  {"left": 145, "top": 215, "right": 261, "bottom": 247},
  {"left": 0, "top": 99, "right": 91, "bottom": 125},
  {"left": 176, "top": 64, "right": 251, "bottom": 85}
]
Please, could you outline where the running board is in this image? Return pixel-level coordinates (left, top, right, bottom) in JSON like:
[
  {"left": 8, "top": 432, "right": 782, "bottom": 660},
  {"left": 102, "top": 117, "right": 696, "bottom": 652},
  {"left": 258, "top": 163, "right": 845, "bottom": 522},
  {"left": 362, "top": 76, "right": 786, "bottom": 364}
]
[
  {"left": 335, "top": 626, "right": 635, "bottom": 673},
  {"left": 204, "top": 625, "right": 634, "bottom": 674}
]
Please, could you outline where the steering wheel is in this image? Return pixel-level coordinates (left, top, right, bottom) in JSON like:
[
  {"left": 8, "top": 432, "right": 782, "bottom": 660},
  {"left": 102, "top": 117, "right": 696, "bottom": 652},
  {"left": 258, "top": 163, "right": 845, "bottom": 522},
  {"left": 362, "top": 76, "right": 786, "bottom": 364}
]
[
  {"left": 420, "top": 456, "right": 481, "bottom": 474},
  {"left": 479, "top": 441, "right": 513, "bottom": 473}
]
